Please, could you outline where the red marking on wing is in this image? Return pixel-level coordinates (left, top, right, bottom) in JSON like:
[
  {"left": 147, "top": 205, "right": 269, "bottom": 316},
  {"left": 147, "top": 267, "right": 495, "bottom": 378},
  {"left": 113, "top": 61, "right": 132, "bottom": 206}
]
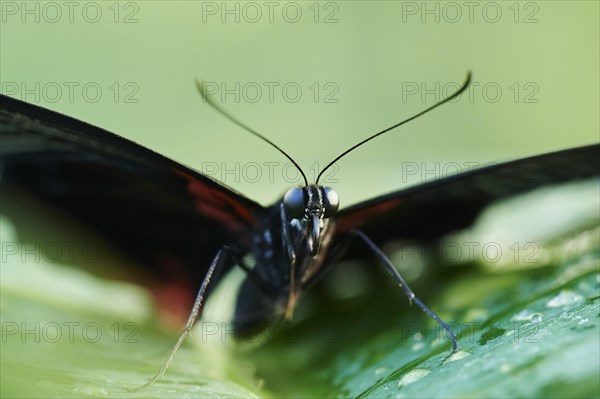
[
  {"left": 174, "top": 169, "right": 255, "bottom": 233},
  {"left": 151, "top": 281, "right": 195, "bottom": 329},
  {"left": 336, "top": 197, "right": 402, "bottom": 233}
]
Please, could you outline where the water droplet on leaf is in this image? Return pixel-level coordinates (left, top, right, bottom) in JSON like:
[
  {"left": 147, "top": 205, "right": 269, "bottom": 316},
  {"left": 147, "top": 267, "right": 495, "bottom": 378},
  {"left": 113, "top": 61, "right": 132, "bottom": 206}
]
[{"left": 531, "top": 313, "right": 543, "bottom": 323}]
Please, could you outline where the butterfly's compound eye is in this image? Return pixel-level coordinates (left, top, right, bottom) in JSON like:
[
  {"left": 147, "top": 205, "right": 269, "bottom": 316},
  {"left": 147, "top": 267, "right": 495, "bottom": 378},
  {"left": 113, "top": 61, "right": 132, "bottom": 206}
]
[
  {"left": 284, "top": 187, "right": 306, "bottom": 220},
  {"left": 322, "top": 187, "right": 339, "bottom": 218}
]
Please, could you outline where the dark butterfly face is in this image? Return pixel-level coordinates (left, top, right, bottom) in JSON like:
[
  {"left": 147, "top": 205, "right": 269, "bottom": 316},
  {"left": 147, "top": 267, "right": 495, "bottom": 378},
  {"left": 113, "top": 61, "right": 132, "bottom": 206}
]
[{"left": 283, "top": 185, "right": 340, "bottom": 256}]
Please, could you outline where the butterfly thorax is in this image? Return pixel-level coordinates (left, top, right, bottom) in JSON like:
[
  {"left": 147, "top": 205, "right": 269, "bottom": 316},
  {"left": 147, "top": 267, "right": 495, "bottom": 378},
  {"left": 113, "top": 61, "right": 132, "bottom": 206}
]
[{"left": 233, "top": 185, "right": 339, "bottom": 333}]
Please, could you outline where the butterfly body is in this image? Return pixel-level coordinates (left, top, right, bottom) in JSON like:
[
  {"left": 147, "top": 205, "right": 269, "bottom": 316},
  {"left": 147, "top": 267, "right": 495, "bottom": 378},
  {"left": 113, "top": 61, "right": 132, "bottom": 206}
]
[{"left": 225, "top": 184, "right": 339, "bottom": 334}]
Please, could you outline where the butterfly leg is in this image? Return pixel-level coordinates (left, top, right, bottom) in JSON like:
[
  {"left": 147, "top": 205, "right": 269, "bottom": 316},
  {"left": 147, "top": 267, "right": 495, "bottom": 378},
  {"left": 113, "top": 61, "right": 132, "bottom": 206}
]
[
  {"left": 349, "top": 229, "right": 458, "bottom": 352},
  {"left": 140, "top": 245, "right": 235, "bottom": 388},
  {"left": 231, "top": 253, "right": 277, "bottom": 296},
  {"left": 280, "top": 202, "right": 297, "bottom": 264}
]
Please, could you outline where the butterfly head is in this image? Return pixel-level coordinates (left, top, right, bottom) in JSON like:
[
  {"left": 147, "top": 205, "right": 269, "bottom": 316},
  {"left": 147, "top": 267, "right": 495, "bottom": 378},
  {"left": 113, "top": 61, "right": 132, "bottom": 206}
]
[{"left": 283, "top": 185, "right": 339, "bottom": 257}]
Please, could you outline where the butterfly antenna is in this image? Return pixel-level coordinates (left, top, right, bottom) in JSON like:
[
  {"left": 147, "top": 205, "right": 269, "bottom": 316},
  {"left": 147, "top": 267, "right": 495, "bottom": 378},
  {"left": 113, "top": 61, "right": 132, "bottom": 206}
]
[
  {"left": 196, "top": 80, "right": 309, "bottom": 186},
  {"left": 316, "top": 72, "right": 472, "bottom": 184}
]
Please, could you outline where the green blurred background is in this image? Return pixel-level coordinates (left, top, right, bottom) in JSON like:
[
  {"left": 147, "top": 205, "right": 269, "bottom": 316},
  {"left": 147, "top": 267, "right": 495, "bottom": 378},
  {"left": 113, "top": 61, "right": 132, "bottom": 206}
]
[{"left": 1, "top": 1, "right": 598, "bottom": 206}]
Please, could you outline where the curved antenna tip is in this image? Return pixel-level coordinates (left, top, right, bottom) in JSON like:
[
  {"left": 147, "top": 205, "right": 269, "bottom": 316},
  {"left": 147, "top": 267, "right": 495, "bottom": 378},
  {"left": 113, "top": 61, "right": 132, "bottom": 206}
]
[
  {"left": 316, "top": 71, "right": 473, "bottom": 184},
  {"left": 465, "top": 71, "right": 472, "bottom": 84}
]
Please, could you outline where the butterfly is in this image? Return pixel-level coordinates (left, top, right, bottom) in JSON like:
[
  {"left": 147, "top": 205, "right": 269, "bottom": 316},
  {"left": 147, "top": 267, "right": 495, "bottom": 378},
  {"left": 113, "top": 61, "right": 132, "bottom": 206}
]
[{"left": 1, "top": 72, "right": 598, "bottom": 385}]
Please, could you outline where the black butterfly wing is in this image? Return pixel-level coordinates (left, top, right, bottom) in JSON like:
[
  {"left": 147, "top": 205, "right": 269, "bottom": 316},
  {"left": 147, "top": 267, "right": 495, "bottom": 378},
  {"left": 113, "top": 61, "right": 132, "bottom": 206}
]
[
  {"left": 0, "top": 94, "right": 265, "bottom": 309},
  {"left": 334, "top": 144, "right": 600, "bottom": 254}
]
